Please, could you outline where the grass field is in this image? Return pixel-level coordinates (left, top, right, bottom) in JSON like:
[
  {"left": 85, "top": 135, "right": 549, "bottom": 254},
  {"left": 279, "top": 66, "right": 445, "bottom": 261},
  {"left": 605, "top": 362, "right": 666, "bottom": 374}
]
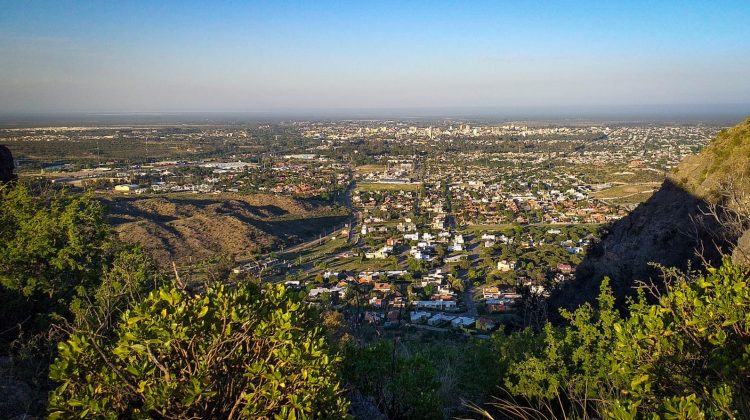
[
  {"left": 591, "top": 182, "right": 661, "bottom": 206},
  {"left": 281, "top": 236, "right": 350, "bottom": 262}
]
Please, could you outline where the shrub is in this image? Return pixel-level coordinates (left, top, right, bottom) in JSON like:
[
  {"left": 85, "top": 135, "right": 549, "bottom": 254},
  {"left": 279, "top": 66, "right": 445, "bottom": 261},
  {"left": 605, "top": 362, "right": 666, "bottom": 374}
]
[
  {"left": 49, "top": 283, "right": 349, "bottom": 419},
  {"left": 485, "top": 259, "right": 750, "bottom": 418}
]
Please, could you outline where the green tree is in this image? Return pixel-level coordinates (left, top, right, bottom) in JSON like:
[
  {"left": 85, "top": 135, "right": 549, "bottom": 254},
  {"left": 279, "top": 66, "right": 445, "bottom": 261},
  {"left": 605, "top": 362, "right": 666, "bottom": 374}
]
[
  {"left": 49, "top": 283, "right": 349, "bottom": 419},
  {"left": 342, "top": 340, "right": 441, "bottom": 419},
  {"left": 0, "top": 184, "right": 112, "bottom": 343}
]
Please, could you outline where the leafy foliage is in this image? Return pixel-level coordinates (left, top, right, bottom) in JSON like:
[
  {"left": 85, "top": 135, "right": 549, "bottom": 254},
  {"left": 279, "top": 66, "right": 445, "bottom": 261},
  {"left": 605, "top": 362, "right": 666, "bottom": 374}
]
[
  {"left": 487, "top": 259, "right": 750, "bottom": 418},
  {"left": 49, "top": 282, "right": 349, "bottom": 419},
  {"left": 0, "top": 184, "right": 113, "bottom": 349},
  {"left": 0, "top": 185, "right": 109, "bottom": 300}
]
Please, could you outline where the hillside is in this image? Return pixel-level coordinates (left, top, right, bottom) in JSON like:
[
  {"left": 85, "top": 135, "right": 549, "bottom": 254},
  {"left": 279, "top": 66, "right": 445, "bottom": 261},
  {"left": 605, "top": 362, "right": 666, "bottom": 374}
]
[
  {"left": 550, "top": 117, "right": 750, "bottom": 312},
  {"left": 673, "top": 118, "right": 750, "bottom": 197},
  {"left": 103, "top": 194, "right": 348, "bottom": 267}
]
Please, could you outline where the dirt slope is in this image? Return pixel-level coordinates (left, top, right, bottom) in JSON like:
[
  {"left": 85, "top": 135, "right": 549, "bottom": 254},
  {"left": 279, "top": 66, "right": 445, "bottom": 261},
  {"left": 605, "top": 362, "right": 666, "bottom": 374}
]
[{"left": 103, "top": 194, "right": 348, "bottom": 267}]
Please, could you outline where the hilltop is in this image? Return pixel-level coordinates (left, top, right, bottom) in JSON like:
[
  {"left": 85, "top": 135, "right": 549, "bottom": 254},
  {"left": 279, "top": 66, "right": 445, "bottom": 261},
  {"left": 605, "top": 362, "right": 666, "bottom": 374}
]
[
  {"left": 551, "top": 117, "right": 750, "bottom": 312},
  {"left": 672, "top": 117, "right": 750, "bottom": 197}
]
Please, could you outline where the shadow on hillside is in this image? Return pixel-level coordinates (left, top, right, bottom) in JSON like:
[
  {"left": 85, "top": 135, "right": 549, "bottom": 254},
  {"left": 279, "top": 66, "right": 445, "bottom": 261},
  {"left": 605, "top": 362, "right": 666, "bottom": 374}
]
[
  {"left": 548, "top": 178, "right": 734, "bottom": 321},
  {"left": 104, "top": 196, "right": 291, "bottom": 224}
]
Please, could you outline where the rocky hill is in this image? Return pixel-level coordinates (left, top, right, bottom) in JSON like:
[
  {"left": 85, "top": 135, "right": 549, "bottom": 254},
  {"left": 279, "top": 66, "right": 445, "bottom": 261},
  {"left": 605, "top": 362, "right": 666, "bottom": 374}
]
[
  {"left": 103, "top": 194, "right": 348, "bottom": 267},
  {"left": 550, "top": 117, "right": 750, "bottom": 313}
]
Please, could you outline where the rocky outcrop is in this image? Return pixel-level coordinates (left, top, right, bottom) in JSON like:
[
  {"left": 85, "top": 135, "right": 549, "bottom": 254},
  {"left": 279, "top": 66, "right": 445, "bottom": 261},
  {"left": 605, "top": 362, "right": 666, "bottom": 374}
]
[{"left": 0, "top": 145, "right": 16, "bottom": 183}]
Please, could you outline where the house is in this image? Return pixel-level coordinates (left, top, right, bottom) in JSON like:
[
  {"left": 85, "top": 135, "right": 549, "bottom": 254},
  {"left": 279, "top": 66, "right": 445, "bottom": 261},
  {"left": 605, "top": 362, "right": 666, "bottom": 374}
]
[
  {"left": 436, "top": 284, "right": 453, "bottom": 295},
  {"left": 481, "top": 234, "right": 496, "bottom": 241},
  {"left": 427, "top": 313, "right": 456, "bottom": 326},
  {"left": 373, "top": 282, "right": 391, "bottom": 293},
  {"left": 366, "top": 246, "right": 393, "bottom": 259},
  {"left": 404, "top": 233, "right": 420, "bottom": 241},
  {"left": 557, "top": 263, "right": 573, "bottom": 274},
  {"left": 410, "top": 311, "right": 431, "bottom": 323},
  {"left": 483, "top": 286, "right": 502, "bottom": 300},
  {"left": 386, "top": 237, "right": 400, "bottom": 247},
  {"left": 451, "top": 316, "right": 475, "bottom": 329},
  {"left": 486, "top": 299, "right": 511, "bottom": 313},
  {"left": 368, "top": 297, "right": 383, "bottom": 308},
  {"left": 497, "top": 260, "right": 517, "bottom": 272},
  {"left": 565, "top": 246, "right": 584, "bottom": 254},
  {"left": 413, "top": 300, "right": 457, "bottom": 310}
]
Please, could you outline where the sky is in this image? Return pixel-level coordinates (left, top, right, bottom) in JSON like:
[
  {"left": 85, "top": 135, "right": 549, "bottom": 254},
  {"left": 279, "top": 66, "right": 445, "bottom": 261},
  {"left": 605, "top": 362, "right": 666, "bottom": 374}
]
[{"left": 1, "top": 0, "right": 750, "bottom": 116}]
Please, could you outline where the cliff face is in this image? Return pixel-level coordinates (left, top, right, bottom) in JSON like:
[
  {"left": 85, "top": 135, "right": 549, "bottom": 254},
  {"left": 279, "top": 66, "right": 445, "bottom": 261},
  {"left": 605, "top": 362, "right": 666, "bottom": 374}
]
[{"left": 550, "top": 117, "right": 750, "bottom": 314}]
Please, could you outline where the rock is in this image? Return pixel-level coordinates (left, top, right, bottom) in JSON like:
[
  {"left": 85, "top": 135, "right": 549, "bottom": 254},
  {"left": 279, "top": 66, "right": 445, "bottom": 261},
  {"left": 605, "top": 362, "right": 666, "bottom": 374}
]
[{"left": 0, "top": 145, "right": 16, "bottom": 183}]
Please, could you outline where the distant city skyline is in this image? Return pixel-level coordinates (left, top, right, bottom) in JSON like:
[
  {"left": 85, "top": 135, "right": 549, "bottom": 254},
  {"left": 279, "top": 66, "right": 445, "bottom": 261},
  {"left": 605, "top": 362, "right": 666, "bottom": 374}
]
[{"left": 2, "top": 1, "right": 750, "bottom": 115}]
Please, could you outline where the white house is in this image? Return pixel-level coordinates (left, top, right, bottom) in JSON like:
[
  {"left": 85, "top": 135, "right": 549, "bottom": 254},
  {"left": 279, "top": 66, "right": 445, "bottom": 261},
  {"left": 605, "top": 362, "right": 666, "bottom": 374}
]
[
  {"left": 414, "top": 300, "right": 457, "bottom": 310},
  {"left": 409, "top": 311, "right": 431, "bottom": 323},
  {"left": 497, "top": 260, "right": 517, "bottom": 272},
  {"left": 427, "top": 313, "right": 456, "bottom": 326},
  {"left": 451, "top": 316, "right": 475, "bottom": 329}
]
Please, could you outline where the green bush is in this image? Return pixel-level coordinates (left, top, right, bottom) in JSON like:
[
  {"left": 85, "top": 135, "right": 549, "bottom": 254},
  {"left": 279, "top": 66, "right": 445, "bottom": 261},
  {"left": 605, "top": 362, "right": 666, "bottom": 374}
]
[
  {"left": 487, "top": 259, "right": 750, "bottom": 418},
  {"left": 49, "top": 283, "right": 349, "bottom": 419}
]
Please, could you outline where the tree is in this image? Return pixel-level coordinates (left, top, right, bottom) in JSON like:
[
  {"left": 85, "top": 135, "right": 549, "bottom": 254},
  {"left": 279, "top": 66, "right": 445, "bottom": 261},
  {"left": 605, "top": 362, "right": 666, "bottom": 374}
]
[
  {"left": 49, "top": 283, "right": 349, "bottom": 419},
  {"left": 342, "top": 340, "right": 441, "bottom": 419},
  {"left": 0, "top": 185, "right": 110, "bottom": 301},
  {"left": 0, "top": 184, "right": 112, "bottom": 344}
]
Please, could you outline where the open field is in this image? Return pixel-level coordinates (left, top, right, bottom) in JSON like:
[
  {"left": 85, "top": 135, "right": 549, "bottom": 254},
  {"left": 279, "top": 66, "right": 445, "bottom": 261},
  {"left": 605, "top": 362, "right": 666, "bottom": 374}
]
[
  {"left": 354, "top": 164, "right": 387, "bottom": 174},
  {"left": 573, "top": 164, "right": 666, "bottom": 184},
  {"left": 327, "top": 257, "right": 401, "bottom": 272},
  {"left": 590, "top": 182, "right": 662, "bottom": 206},
  {"left": 355, "top": 182, "right": 422, "bottom": 192},
  {"left": 281, "top": 236, "right": 351, "bottom": 262}
]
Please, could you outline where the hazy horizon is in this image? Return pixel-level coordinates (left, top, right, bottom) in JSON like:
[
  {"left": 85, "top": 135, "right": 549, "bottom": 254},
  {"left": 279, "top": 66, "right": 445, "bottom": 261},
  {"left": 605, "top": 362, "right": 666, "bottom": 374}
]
[{"left": 2, "top": 1, "right": 750, "bottom": 115}]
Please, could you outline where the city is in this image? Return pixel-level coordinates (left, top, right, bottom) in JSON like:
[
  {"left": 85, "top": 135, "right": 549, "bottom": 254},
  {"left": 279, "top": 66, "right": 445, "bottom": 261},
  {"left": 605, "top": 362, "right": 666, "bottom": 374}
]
[{"left": 1, "top": 120, "right": 721, "bottom": 337}]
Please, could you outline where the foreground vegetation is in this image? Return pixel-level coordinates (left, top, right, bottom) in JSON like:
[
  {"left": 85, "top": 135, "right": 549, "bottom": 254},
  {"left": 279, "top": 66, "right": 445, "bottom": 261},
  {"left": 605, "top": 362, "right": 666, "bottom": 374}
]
[
  {"left": 483, "top": 261, "right": 750, "bottom": 419},
  {"left": 0, "top": 183, "right": 348, "bottom": 418},
  {"left": 2, "top": 181, "right": 749, "bottom": 418}
]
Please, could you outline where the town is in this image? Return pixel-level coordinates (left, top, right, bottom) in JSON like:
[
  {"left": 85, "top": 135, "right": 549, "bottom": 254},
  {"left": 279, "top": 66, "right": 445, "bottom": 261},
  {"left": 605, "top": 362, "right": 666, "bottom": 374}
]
[{"left": 2, "top": 120, "right": 720, "bottom": 336}]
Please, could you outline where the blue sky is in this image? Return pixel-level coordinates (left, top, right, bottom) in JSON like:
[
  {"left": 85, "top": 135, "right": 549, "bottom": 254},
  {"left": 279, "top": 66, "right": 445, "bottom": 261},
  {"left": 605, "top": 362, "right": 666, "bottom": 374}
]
[{"left": 1, "top": 0, "right": 749, "bottom": 114}]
